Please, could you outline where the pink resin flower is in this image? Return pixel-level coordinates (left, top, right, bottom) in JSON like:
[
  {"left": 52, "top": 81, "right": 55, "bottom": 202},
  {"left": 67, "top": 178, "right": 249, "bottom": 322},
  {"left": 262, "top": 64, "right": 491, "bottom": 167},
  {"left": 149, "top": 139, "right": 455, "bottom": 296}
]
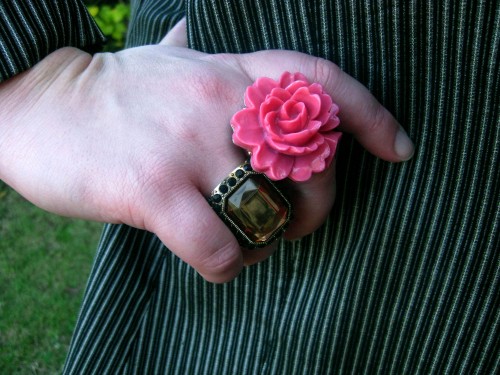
[{"left": 231, "top": 72, "right": 342, "bottom": 182}]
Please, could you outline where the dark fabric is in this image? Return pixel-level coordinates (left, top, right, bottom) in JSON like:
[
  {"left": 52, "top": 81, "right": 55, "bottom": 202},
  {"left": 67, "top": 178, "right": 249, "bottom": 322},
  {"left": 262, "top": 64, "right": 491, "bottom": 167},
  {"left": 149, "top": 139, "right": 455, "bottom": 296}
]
[
  {"left": 0, "top": 0, "right": 105, "bottom": 81},
  {"left": 0, "top": 0, "right": 497, "bottom": 373},
  {"left": 62, "top": 1, "right": 499, "bottom": 374}
]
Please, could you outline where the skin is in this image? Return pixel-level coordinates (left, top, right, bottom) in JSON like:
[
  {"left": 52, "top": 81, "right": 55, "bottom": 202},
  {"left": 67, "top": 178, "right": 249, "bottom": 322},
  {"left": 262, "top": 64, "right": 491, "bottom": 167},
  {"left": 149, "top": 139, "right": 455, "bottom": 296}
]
[{"left": 0, "top": 20, "right": 413, "bottom": 283}]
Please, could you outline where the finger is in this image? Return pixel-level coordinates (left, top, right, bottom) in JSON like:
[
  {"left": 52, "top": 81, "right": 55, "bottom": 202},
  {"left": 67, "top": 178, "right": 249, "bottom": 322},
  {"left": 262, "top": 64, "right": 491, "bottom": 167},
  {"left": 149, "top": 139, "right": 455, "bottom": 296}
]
[
  {"left": 283, "top": 159, "right": 336, "bottom": 240},
  {"left": 148, "top": 186, "right": 243, "bottom": 283},
  {"left": 234, "top": 50, "right": 414, "bottom": 162},
  {"left": 160, "top": 18, "right": 187, "bottom": 47}
]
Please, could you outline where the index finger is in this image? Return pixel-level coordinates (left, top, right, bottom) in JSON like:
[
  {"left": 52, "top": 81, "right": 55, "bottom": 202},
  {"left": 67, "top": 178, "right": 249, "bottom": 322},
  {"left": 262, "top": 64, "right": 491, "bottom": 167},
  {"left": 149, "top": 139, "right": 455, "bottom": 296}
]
[{"left": 234, "top": 50, "right": 414, "bottom": 162}]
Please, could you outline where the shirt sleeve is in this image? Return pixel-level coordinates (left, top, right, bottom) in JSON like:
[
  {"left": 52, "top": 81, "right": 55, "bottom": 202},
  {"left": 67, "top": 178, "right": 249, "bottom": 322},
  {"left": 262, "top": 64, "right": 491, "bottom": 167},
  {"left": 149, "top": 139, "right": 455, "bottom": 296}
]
[{"left": 0, "top": 0, "right": 106, "bottom": 82}]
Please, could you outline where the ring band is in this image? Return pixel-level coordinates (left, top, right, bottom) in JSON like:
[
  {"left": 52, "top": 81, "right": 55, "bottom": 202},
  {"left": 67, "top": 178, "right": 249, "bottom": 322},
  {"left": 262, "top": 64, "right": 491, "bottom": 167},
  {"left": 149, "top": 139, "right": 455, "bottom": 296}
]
[{"left": 208, "top": 159, "right": 292, "bottom": 248}]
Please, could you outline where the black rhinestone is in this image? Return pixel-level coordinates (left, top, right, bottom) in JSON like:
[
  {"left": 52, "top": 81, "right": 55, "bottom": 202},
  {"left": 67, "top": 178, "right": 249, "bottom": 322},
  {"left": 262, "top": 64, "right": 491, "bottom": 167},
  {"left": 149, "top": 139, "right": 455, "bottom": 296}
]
[
  {"left": 228, "top": 177, "right": 237, "bottom": 186},
  {"left": 243, "top": 163, "right": 252, "bottom": 171},
  {"left": 235, "top": 169, "right": 245, "bottom": 178},
  {"left": 219, "top": 184, "right": 229, "bottom": 193},
  {"left": 212, "top": 194, "right": 222, "bottom": 203}
]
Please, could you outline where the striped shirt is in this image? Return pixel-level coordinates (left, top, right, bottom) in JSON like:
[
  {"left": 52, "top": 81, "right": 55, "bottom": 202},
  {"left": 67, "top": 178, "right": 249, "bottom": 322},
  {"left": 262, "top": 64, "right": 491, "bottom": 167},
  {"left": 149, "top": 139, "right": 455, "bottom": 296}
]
[{"left": 2, "top": 0, "right": 499, "bottom": 374}]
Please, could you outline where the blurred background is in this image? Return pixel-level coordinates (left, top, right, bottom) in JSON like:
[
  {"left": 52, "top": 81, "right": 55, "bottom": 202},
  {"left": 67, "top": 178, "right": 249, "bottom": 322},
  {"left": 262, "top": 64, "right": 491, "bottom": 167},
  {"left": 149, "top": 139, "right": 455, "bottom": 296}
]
[{"left": 0, "top": 1, "right": 130, "bottom": 373}]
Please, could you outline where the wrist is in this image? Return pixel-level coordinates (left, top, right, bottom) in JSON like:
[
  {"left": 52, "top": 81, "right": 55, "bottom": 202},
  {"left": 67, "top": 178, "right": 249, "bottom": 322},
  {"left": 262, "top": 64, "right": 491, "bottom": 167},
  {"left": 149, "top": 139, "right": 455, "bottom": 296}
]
[
  {"left": 0, "top": 47, "right": 92, "bottom": 117},
  {"left": 0, "top": 47, "right": 92, "bottom": 185}
]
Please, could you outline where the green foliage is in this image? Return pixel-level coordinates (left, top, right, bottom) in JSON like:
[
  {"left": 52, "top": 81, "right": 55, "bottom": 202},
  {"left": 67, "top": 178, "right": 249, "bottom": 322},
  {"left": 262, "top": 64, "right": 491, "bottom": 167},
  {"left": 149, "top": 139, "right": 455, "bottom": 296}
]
[{"left": 86, "top": 1, "right": 130, "bottom": 51}]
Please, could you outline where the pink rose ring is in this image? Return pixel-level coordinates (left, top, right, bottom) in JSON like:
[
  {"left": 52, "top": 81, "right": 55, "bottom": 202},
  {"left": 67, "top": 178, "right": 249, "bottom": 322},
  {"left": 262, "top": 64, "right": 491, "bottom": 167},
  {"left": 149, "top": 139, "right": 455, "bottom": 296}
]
[
  {"left": 231, "top": 72, "right": 341, "bottom": 182},
  {"left": 207, "top": 72, "right": 341, "bottom": 248}
]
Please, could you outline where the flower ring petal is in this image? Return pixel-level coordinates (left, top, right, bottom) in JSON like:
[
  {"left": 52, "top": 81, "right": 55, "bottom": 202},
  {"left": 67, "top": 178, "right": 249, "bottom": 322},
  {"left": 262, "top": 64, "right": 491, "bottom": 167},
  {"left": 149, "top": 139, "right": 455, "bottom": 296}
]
[
  {"left": 267, "top": 130, "right": 324, "bottom": 154},
  {"left": 252, "top": 144, "right": 294, "bottom": 181},
  {"left": 245, "top": 77, "right": 279, "bottom": 108},
  {"left": 290, "top": 88, "right": 322, "bottom": 119},
  {"left": 231, "top": 109, "right": 264, "bottom": 149},
  {"left": 323, "top": 132, "right": 343, "bottom": 166},
  {"left": 290, "top": 142, "right": 331, "bottom": 182},
  {"left": 280, "top": 72, "right": 308, "bottom": 88}
]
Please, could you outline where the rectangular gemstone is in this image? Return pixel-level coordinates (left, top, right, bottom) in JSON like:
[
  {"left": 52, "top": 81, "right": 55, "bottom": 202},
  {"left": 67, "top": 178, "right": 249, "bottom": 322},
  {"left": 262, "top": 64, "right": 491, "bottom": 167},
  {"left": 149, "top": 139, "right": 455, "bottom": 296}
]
[{"left": 226, "top": 174, "right": 289, "bottom": 243}]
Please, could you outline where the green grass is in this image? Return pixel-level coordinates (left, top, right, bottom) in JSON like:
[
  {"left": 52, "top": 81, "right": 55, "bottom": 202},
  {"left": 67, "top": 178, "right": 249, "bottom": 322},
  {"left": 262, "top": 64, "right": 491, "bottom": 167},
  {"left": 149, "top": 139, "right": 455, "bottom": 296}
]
[{"left": 0, "top": 181, "right": 101, "bottom": 374}]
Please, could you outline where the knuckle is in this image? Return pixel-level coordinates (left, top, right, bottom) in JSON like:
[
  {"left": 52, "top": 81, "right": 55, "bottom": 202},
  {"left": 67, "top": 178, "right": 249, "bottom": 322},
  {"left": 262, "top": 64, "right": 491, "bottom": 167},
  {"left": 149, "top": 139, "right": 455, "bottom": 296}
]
[
  {"left": 189, "top": 69, "right": 237, "bottom": 107},
  {"left": 312, "top": 57, "right": 342, "bottom": 92}
]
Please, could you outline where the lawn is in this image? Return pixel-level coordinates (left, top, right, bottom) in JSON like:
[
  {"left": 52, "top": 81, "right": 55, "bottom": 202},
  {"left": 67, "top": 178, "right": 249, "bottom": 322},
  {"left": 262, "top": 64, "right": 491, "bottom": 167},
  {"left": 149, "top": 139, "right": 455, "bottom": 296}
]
[{"left": 0, "top": 181, "right": 101, "bottom": 374}]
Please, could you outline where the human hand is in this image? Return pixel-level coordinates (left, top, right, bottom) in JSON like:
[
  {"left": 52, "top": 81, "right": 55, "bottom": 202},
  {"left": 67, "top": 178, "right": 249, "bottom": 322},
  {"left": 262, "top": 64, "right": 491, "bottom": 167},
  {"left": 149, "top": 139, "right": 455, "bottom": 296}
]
[
  {"left": 160, "top": 20, "right": 415, "bottom": 265},
  {"left": 0, "top": 22, "right": 413, "bottom": 283}
]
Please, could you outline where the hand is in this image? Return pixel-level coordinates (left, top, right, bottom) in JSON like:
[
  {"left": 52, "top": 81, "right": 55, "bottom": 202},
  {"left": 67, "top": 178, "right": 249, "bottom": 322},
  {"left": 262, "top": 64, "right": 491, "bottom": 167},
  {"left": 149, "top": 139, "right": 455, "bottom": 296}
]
[{"left": 0, "top": 21, "right": 413, "bottom": 283}]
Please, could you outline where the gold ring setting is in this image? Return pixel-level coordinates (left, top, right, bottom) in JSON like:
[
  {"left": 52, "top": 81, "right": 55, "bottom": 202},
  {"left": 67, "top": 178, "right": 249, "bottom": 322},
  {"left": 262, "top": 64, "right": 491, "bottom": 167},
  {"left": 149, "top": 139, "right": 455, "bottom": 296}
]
[{"left": 207, "top": 159, "right": 292, "bottom": 248}]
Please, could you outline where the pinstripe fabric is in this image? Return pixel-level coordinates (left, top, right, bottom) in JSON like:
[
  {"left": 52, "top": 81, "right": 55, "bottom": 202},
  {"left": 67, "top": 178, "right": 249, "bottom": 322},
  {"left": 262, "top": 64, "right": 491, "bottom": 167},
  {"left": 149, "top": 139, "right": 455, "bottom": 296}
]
[
  {"left": 0, "top": 0, "right": 105, "bottom": 81},
  {"left": 1, "top": 0, "right": 496, "bottom": 373},
  {"left": 61, "top": 1, "right": 500, "bottom": 373},
  {"left": 126, "top": 0, "right": 184, "bottom": 46}
]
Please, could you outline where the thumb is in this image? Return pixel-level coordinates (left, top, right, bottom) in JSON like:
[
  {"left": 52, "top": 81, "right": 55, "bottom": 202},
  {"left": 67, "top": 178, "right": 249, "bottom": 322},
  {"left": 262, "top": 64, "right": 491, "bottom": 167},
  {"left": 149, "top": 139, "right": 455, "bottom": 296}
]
[{"left": 160, "top": 18, "right": 188, "bottom": 47}]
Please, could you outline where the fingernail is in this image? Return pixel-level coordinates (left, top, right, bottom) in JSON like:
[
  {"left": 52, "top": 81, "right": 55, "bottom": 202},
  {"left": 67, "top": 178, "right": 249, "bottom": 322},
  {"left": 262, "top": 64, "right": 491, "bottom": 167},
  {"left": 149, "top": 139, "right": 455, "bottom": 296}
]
[{"left": 394, "top": 127, "right": 415, "bottom": 160}]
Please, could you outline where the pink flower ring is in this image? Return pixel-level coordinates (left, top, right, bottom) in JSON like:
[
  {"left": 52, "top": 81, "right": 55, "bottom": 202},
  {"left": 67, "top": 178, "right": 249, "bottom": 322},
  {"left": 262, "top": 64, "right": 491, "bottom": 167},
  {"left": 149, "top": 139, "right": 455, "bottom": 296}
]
[{"left": 231, "top": 72, "right": 342, "bottom": 182}]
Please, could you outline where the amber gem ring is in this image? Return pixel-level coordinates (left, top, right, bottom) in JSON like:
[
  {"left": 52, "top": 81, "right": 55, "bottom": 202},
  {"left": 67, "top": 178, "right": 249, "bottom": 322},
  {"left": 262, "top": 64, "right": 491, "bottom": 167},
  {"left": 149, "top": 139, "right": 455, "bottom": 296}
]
[
  {"left": 208, "top": 72, "right": 341, "bottom": 248},
  {"left": 207, "top": 159, "right": 292, "bottom": 249}
]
